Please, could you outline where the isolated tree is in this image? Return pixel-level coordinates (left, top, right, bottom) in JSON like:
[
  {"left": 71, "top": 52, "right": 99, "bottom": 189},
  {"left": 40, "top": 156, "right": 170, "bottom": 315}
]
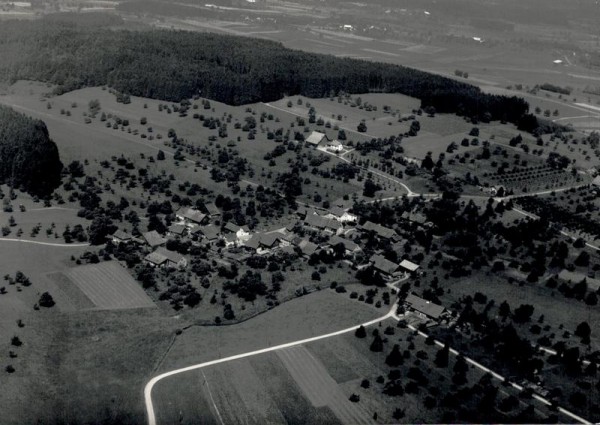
[
  {"left": 385, "top": 344, "right": 403, "bottom": 367},
  {"left": 363, "top": 179, "right": 382, "bottom": 198},
  {"left": 370, "top": 334, "right": 384, "bottom": 352},
  {"left": 574, "top": 321, "right": 591, "bottom": 344},
  {"left": 357, "top": 121, "right": 367, "bottom": 133},
  {"left": 435, "top": 343, "right": 450, "bottom": 367},
  {"left": 156, "top": 150, "right": 166, "bottom": 160},
  {"left": 355, "top": 325, "right": 367, "bottom": 338},
  {"left": 38, "top": 292, "right": 55, "bottom": 308}
]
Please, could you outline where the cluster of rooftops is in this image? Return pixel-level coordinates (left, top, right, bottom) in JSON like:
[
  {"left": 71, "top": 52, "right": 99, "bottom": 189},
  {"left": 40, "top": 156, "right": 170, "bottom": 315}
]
[{"left": 108, "top": 201, "right": 426, "bottom": 277}]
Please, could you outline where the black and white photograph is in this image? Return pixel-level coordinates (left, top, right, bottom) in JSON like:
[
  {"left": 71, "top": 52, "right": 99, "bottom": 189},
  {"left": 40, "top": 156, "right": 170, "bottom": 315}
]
[{"left": 0, "top": 0, "right": 599, "bottom": 424}]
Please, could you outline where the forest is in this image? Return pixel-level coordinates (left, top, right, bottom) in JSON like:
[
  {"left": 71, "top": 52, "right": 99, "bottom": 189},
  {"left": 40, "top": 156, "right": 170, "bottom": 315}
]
[
  {"left": 0, "top": 106, "right": 63, "bottom": 196},
  {"left": 0, "top": 18, "right": 535, "bottom": 129}
]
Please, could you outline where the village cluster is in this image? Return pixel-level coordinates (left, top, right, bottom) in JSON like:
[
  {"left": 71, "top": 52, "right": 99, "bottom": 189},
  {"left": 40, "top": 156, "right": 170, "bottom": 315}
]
[{"left": 106, "top": 196, "right": 448, "bottom": 322}]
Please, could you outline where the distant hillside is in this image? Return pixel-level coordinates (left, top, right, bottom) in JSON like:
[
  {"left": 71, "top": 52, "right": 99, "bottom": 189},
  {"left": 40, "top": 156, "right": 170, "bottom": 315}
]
[
  {"left": 0, "top": 18, "right": 534, "bottom": 129},
  {"left": 0, "top": 105, "right": 62, "bottom": 196}
]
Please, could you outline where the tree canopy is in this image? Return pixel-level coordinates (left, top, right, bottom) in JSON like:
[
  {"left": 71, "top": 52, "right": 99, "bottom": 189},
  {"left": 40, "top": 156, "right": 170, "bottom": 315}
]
[
  {"left": 0, "top": 105, "right": 62, "bottom": 196},
  {"left": 0, "top": 19, "right": 533, "bottom": 128}
]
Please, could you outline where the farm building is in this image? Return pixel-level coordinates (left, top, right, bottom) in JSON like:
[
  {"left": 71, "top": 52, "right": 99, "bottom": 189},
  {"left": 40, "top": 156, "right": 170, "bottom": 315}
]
[
  {"left": 110, "top": 229, "right": 133, "bottom": 244},
  {"left": 399, "top": 259, "right": 420, "bottom": 274},
  {"left": 592, "top": 176, "right": 600, "bottom": 187},
  {"left": 361, "top": 221, "right": 397, "bottom": 240},
  {"left": 259, "top": 232, "right": 281, "bottom": 249},
  {"left": 222, "top": 222, "right": 251, "bottom": 243},
  {"left": 325, "top": 206, "right": 357, "bottom": 223},
  {"left": 305, "top": 131, "right": 329, "bottom": 148},
  {"left": 370, "top": 254, "right": 402, "bottom": 277},
  {"left": 328, "top": 235, "right": 361, "bottom": 255},
  {"left": 400, "top": 210, "right": 430, "bottom": 227},
  {"left": 145, "top": 248, "right": 187, "bottom": 269},
  {"left": 142, "top": 230, "right": 167, "bottom": 248},
  {"left": 194, "top": 225, "right": 220, "bottom": 242},
  {"left": 167, "top": 223, "right": 187, "bottom": 237},
  {"left": 176, "top": 207, "right": 208, "bottom": 226},
  {"left": 242, "top": 234, "right": 261, "bottom": 251},
  {"left": 304, "top": 212, "right": 343, "bottom": 234},
  {"left": 404, "top": 294, "right": 445, "bottom": 320},
  {"left": 202, "top": 202, "right": 221, "bottom": 217},
  {"left": 297, "top": 239, "right": 319, "bottom": 257}
]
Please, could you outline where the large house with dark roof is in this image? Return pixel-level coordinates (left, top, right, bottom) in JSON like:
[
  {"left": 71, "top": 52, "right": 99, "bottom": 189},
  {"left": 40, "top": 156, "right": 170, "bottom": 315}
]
[
  {"left": 304, "top": 131, "right": 329, "bottom": 148},
  {"left": 142, "top": 230, "right": 167, "bottom": 248},
  {"left": 404, "top": 294, "right": 445, "bottom": 320},
  {"left": 176, "top": 207, "right": 208, "bottom": 227},
  {"left": 361, "top": 221, "right": 397, "bottom": 240},
  {"left": 145, "top": 247, "right": 187, "bottom": 269},
  {"left": 370, "top": 254, "right": 402, "bottom": 277}
]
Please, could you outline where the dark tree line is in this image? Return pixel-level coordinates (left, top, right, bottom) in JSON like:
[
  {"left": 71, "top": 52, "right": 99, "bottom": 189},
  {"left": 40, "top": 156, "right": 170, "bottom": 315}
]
[
  {"left": 0, "top": 19, "right": 534, "bottom": 128},
  {"left": 0, "top": 105, "right": 62, "bottom": 196}
]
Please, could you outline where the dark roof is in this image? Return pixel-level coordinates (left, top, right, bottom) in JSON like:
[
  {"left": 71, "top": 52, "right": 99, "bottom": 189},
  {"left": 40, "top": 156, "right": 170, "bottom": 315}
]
[
  {"left": 405, "top": 294, "right": 445, "bottom": 319},
  {"left": 328, "top": 206, "right": 347, "bottom": 218},
  {"left": 112, "top": 229, "right": 132, "bottom": 241},
  {"left": 197, "top": 225, "right": 220, "bottom": 240},
  {"left": 143, "top": 230, "right": 167, "bottom": 248},
  {"left": 298, "top": 239, "right": 319, "bottom": 256},
  {"left": 361, "top": 221, "right": 396, "bottom": 239},
  {"left": 203, "top": 202, "right": 221, "bottom": 216},
  {"left": 223, "top": 222, "right": 241, "bottom": 233},
  {"left": 176, "top": 207, "right": 207, "bottom": 223},
  {"left": 145, "top": 247, "right": 185, "bottom": 266},
  {"left": 329, "top": 235, "right": 360, "bottom": 252},
  {"left": 168, "top": 224, "right": 186, "bottom": 235},
  {"left": 370, "top": 254, "right": 400, "bottom": 275},
  {"left": 259, "top": 232, "right": 280, "bottom": 248},
  {"left": 243, "top": 234, "right": 261, "bottom": 250},
  {"left": 304, "top": 213, "right": 342, "bottom": 231}
]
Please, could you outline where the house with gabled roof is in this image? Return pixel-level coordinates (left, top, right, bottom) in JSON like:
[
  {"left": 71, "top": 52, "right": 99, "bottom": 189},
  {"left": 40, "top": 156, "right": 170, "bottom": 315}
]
[
  {"left": 404, "top": 294, "right": 445, "bottom": 320},
  {"left": 202, "top": 202, "right": 221, "bottom": 217},
  {"left": 305, "top": 131, "right": 329, "bottom": 148},
  {"left": 399, "top": 259, "right": 420, "bottom": 275},
  {"left": 145, "top": 247, "right": 187, "bottom": 269},
  {"left": 176, "top": 207, "right": 208, "bottom": 227},
  {"left": 259, "top": 232, "right": 281, "bottom": 249},
  {"left": 328, "top": 235, "right": 361, "bottom": 255},
  {"left": 142, "top": 230, "right": 167, "bottom": 248},
  {"left": 110, "top": 229, "right": 133, "bottom": 244},
  {"left": 325, "top": 206, "right": 357, "bottom": 223},
  {"left": 195, "top": 225, "right": 220, "bottom": 242},
  {"left": 370, "top": 254, "right": 402, "bottom": 277},
  {"left": 361, "top": 221, "right": 397, "bottom": 240},
  {"left": 297, "top": 239, "right": 319, "bottom": 257},
  {"left": 222, "top": 222, "right": 251, "bottom": 244},
  {"left": 167, "top": 223, "right": 187, "bottom": 238}
]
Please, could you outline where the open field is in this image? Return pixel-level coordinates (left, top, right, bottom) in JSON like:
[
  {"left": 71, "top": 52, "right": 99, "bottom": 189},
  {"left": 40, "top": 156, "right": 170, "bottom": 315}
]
[
  {"left": 277, "top": 345, "right": 372, "bottom": 424},
  {"left": 64, "top": 261, "right": 155, "bottom": 310},
  {"left": 159, "top": 290, "right": 381, "bottom": 371}
]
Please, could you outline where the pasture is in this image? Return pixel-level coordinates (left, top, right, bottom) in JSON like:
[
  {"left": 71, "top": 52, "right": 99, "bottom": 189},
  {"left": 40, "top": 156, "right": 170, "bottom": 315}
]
[{"left": 64, "top": 261, "right": 155, "bottom": 310}]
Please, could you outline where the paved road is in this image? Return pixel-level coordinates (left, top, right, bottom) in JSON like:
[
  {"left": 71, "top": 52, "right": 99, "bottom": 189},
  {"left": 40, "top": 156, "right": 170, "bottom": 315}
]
[
  {"left": 397, "top": 317, "right": 592, "bottom": 425},
  {"left": 144, "top": 305, "right": 396, "bottom": 425}
]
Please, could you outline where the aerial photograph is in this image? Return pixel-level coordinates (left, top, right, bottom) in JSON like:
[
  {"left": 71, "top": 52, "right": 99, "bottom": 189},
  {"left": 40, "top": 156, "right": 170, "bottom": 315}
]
[{"left": 0, "top": 0, "right": 599, "bottom": 424}]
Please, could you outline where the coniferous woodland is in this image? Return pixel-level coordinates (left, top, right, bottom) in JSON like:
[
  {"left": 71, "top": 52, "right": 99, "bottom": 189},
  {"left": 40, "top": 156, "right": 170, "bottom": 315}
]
[
  {"left": 0, "top": 105, "right": 63, "bottom": 195},
  {"left": 0, "top": 19, "right": 536, "bottom": 129}
]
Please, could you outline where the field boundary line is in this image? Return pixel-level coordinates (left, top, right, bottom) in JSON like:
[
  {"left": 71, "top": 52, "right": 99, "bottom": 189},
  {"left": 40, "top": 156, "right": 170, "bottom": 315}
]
[
  {"left": 0, "top": 238, "right": 89, "bottom": 247},
  {"left": 144, "top": 307, "right": 395, "bottom": 425}
]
